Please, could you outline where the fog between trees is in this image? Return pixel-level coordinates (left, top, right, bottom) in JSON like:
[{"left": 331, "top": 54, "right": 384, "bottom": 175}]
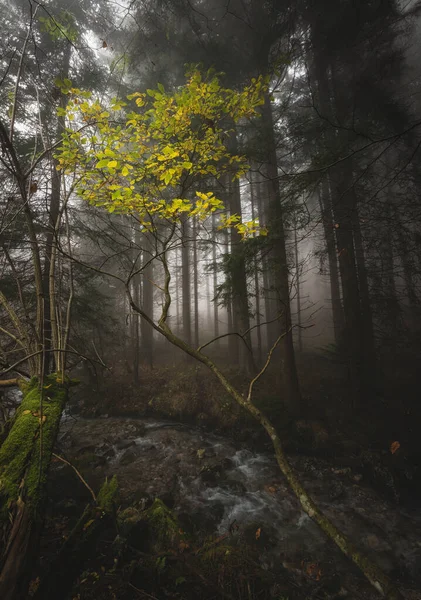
[{"left": 1, "top": 1, "right": 421, "bottom": 599}]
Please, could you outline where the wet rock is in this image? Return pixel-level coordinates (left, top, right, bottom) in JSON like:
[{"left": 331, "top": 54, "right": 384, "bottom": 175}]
[
  {"left": 179, "top": 503, "right": 225, "bottom": 534},
  {"left": 199, "top": 458, "right": 234, "bottom": 486},
  {"left": 96, "top": 443, "right": 115, "bottom": 459},
  {"left": 115, "top": 439, "right": 136, "bottom": 451},
  {"left": 158, "top": 491, "right": 176, "bottom": 509},
  {"left": 119, "top": 448, "right": 140, "bottom": 466}
]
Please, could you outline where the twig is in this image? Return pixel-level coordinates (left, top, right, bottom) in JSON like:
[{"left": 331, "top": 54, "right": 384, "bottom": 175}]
[
  {"left": 197, "top": 314, "right": 284, "bottom": 353},
  {"left": 0, "top": 348, "right": 108, "bottom": 377},
  {"left": 52, "top": 453, "right": 96, "bottom": 502},
  {"left": 246, "top": 330, "right": 290, "bottom": 403},
  {"left": 128, "top": 583, "right": 161, "bottom": 600}
]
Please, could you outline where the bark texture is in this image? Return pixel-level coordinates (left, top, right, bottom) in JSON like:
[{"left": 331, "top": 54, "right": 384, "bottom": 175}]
[{"left": 0, "top": 376, "right": 68, "bottom": 600}]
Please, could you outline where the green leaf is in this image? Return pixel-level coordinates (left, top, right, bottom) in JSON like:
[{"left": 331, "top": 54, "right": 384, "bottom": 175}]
[{"left": 95, "top": 159, "right": 109, "bottom": 168}]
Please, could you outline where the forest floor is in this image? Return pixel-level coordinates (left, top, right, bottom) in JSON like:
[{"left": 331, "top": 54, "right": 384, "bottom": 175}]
[
  {"left": 30, "top": 408, "right": 421, "bottom": 600},
  {"left": 24, "top": 353, "right": 421, "bottom": 599}
]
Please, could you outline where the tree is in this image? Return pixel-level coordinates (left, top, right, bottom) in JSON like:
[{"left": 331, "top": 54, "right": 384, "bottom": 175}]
[
  {"left": 0, "top": 4, "right": 113, "bottom": 596},
  {"left": 58, "top": 70, "right": 405, "bottom": 600}
]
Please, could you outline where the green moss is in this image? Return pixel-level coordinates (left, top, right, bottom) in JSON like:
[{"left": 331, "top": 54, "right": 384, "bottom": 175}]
[
  {"left": 97, "top": 475, "right": 118, "bottom": 512},
  {"left": 0, "top": 374, "right": 67, "bottom": 520},
  {"left": 145, "top": 498, "right": 179, "bottom": 546}
]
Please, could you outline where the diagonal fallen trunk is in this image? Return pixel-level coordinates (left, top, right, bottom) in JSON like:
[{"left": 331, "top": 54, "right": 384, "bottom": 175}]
[
  {"left": 0, "top": 375, "right": 68, "bottom": 600},
  {"left": 130, "top": 287, "right": 404, "bottom": 600}
]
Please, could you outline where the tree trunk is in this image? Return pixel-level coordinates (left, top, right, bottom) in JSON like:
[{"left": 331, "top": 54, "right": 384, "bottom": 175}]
[
  {"left": 228, "top": 176, "right": 254, "bottom": 373},
  {"left": 0, "top": 376, "right": 68, "bottom": 600},
  {"left": 293, "top": 214, "right": 303, "bottom": 353},
  {"left": 261, "top": 92, "right": 301, "bottom": 416},
  {"left": 318, "top": 181, "right": 345, "bottom": 346},
  {"left": 193, "top": 217, "right": 200, "bottom": 348},
  {"left": 211, "top": 213, "right": 220, "bottom": 343},
  {"left": 181, "top": 217, "right": 192, "bottom": 346},
  {"left": 313, "top": 52, "right": 366, "bottom": 404},
  {"left": 141, "top": 235, "right": 154, "bottom": 368},
  {"left": 43, "top": 43, "right": 71, "bottom": 375},
  {"left": 249, "top": 169, "right": 263, "bottom": 366},
  {"left": 351, "top": 201, "right": 376, "bottom": 370}
]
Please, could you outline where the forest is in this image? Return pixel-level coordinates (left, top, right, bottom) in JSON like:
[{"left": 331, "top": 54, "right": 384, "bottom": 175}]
[{"left": 1, "top": 0, "right": 421, "bottom": 599}]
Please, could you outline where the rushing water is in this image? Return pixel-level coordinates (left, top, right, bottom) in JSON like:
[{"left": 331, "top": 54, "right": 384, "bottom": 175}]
[{"left": 60, "top": 416, "right": 421, "bottom": 595}]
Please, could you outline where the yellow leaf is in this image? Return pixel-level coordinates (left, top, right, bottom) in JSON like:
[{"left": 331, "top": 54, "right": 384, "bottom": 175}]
[
  {"left": 107, "top": 160, "right": 117, "bottom": 168},
  {"left": 22, "top": 410, "right": 31, "bottom": 415}
]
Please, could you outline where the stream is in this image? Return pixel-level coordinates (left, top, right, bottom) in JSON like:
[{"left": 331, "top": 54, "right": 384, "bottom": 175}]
[{"left": 58, "top": 416, "right": 421, "bottom": 598}]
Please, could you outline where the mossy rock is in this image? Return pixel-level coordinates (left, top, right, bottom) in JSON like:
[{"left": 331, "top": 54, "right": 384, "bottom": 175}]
[
  {"left": 118, "top": 499, "right": 183, "bottom": 553},
  {"left": 144, "top": 498, "right": 180, "bottom": 549}
]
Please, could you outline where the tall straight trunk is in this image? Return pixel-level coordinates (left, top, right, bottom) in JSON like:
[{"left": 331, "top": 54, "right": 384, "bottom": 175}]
[
  {"left": 42, "top": 43, "right": 71, "bottom": 374},
  {"left": 132, "top": 225, "right": 142, "bottom": 383},
  {"left": 261, "top": 92, "right": 301, "bottom": 415},
  {"left": 175, "top": 247, "right": 180, "bottom": 333},
  {"left": 249, "top": 169, "right": 263, "bottom": 365},
  {"left": 317, "top": 181, "right": 345, "bottom": 346},
  {"left": 293, "top": 215, "right": 303, "bottom": 353},
  {"left": 351, "top": 202, "right": 376, "bottom": 368},
  {"left": 380, "top": 201, "right": 399, "bottom": 355},
  {"left": 394, "top": 210, "right": 419, "bottom": 328},
  {"left": 141, "top": 235, "right": 154, "bottom": 368},
  {"left": 211, "top": 213, "right": 219, "bottom": 343},
  {"left": 330, "top": 63, "right": 376, "bottom": 398},
  {"left": 133, "top": 280, "right": 140, "bottom": 383},
  {"left": 193, "top": 217, "right": 200, "bottom": 348},
  {"left": 222, "top": 225, "right": 236, "bottom": 357},
  {"left": 253, "top": 167, "right": 272, "bottom": 355},
  {"left": 181, "top": 218, "right": 192, "bottom": 346},
  {"left": 313, "top": 51, "right": 365, "bottom": 403},
  {"left": 228, "top": 176, "right": 254, "bottom": 373}
]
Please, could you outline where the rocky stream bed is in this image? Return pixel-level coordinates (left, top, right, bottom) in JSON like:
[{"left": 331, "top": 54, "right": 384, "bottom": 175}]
[{"left": 44, "top": 415, "right": 421, "bottom": 599}]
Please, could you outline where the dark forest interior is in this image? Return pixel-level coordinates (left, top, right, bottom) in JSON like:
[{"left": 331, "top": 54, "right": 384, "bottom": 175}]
[{"left": 1, "top": 1, "right": 421, "bottom": 599}]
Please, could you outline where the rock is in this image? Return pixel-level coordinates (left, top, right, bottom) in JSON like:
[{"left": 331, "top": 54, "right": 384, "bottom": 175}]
[
  {"left": 158, "top": 491, "right": 175, "bottom": 509},
  {"left": 96, "top": 443, "right": 115, "bottom": 459},
  {"left": 119, "top": 448, "right": 139, "bottom": 466},
  {"left": 179, "top": 503, "right": 225, "bottom": 534},
  {"left": 115, "top": 439, "right": 136, "bottom": 451},
  {"left": 76, "top": 445, "right": 96, "bottom": 455}
]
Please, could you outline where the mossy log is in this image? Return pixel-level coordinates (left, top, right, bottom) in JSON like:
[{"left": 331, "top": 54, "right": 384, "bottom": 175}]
[
  {"left": 0, "top": 375, "right": 68, "bottom": 600},
  {"left": 33, "top": 476, "right": 118, "bottom": 600}
]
